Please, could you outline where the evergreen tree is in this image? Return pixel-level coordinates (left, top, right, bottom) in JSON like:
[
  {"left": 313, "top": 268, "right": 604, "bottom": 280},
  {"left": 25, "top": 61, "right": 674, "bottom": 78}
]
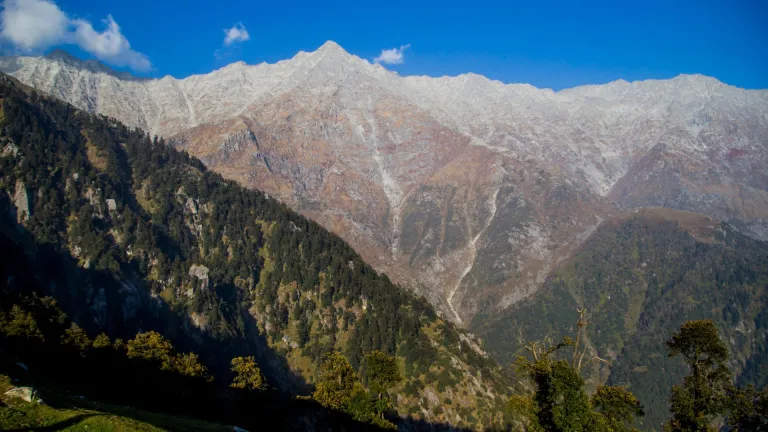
[
  {"left": 590, "top": 386, "right": 644, "bottom": 432},
  {"left": 0, "top": 305, "right": 43, "bottom": 341},
  {"left": 61, "top": 323, "right": 92, "bottom": 354},
  {"left": 313, "top": 352, "right": 362, "bottom": 411},
  {"left": 362, "top": 350, "right": 402, "bottom": 399},
  {"left": 726, "top": 385, "right": 768, "bottom": 431},
  {"left": 664, "top": 320, "right": 731, "bottom": 432}
]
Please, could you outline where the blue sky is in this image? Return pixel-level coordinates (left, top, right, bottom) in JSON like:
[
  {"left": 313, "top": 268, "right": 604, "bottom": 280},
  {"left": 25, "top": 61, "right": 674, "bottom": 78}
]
[{"left": 1, "top": 0, "right": 766, "bottom": 90}]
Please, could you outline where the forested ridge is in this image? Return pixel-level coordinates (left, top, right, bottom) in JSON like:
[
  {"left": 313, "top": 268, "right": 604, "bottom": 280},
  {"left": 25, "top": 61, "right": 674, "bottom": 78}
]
[
  {"left": 0, "top": 74, "right": 512, "bottom": 429},
  {"left": 476, "top": 208, "right": 768, "bottom": 430}
]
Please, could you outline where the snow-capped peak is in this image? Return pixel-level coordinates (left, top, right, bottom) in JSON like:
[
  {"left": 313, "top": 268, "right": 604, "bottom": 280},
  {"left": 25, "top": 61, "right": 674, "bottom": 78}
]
[
  {"left": 316, "top": 40, "right": 347, "bottom": 54},
  {"left": 0, "top": 40, "right": 765, "bottom": 150}
]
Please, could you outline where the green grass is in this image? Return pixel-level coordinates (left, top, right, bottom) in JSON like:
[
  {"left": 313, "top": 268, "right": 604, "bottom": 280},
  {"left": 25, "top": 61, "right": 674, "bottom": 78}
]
[{"left": 0, "top": 375, "right": 230, "bottom": 432}]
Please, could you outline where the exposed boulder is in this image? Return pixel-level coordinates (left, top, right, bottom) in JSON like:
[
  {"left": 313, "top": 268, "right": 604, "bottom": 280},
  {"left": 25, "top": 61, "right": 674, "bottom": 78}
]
[
  {"left": 106, "top": 198, "right": 117, "bottom": 211},
  {"left": 4, "top": 386, "right": 44, "bottom": 404},
  {"left": 189, "top": 264, "right": 210, "bottom": 289},
  {"left": 2, "top": 142, "right": 19, "bottom": 157},
  {"left": 12, "top": 179, "right": 30, "bottom": 223},
  {"left": 186, "top": 197, "right": 198, "bottom": 215}
]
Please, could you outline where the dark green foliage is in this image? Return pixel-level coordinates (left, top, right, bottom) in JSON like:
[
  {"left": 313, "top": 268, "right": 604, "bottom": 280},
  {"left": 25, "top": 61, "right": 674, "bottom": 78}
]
[
  {"left": 0, "top": 281, "right": 389, "bottom": 430},
  {"left": 513, "top": 333, "right": 644, "bottom": 432},
  {"left": 664, "top": 320, "right": 768, "bottom": 432},
  {"left": 313, "top": 352, "right": 396, "bottom": 429},
  {"left": 591, "top": 386, "right": 644, "bottom": 432},
  {"left": 530, "top": 360, "right": 592, "bottom": 431},
  {"left": 0, "top": 277, "right": 213, "bottom": 422},
  {"left": 346, "top": 387, "right": 395, "bottom": 429},
  {"left": 664, "top": 320, "right": 730, "bottom": 432},
  {"left": 726, "top": 385, "right": 768, "bottom": 431},
  {"left": 362, "top": 350, "right": 402, "bottom": 398},
  {"left": 479, "top": 214, "right": 768, "bottom": 429},
  {"left": 313, "top": 352, "right": 363, "bottom": 411}
]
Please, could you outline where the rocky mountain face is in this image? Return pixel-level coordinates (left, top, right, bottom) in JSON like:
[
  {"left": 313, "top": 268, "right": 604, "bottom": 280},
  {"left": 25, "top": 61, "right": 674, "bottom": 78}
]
[{"left": 2, "top": 42, "right": 767, "bottom": 327}]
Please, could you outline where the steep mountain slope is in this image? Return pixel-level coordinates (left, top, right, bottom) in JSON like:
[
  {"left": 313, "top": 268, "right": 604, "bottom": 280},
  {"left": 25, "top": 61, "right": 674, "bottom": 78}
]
[
  {"left": 476, "top": 208, "right": 768, "bottom": 430},
  {"left": 1, "top": 43, "right": 767, "bottom": 328},
  {"left": 0, "top": 74, "right": 513, "bottom": 429}
]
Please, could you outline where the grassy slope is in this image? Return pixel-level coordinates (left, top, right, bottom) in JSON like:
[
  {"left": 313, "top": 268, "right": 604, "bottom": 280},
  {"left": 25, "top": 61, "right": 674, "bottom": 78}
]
[{"left": 0, "top": 375, "right": 230, "bottom": 432}]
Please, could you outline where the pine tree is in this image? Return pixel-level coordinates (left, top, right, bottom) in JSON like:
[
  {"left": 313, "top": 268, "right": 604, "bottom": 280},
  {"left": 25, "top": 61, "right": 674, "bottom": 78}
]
[
  {"left": 0, "top": 305, "right": 43, "bottom": 341},
  {"left": 362, "top": 350, "right": 402, "bottom": 400},
  {"left": 664, "top": 320, "right": 731, "bottom": 432},
  {"left": 726, "top": 385, "right": 768, "bottom": 431},
  {"left": 61, "top": 323, "right": 92, "bottom": 354},
  {"left": 313, "top": 352, "right": 362, "bottom": 411}
]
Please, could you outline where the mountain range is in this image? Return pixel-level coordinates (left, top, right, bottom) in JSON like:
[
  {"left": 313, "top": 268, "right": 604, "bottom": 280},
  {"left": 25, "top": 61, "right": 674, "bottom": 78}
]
[
  {"left": 2, "top": 42, "right": 767, "bottom": 328},
  {"left": 2, "top": 41, "right": 768, "bottom": 430}
]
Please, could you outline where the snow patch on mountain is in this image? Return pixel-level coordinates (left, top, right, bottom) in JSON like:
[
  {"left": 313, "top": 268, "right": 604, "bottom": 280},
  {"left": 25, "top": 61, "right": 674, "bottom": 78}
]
[{"left": 2, "top": 41, "right": 767, "bottom": 324}]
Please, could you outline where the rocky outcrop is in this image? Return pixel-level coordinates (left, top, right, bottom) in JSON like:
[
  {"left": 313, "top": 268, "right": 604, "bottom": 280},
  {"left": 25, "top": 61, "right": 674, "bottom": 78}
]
[
  {"left": 106, "top": 199, "right": 117, "bottom": 212},
  {"left": 12, "top": 179, "right": 30, "bottom": 223},
  {"left": 188, "top": 264, "right": 210, "bottom": 289},
  {"left": 4, "top": 386, "right": 43, "bottom": 404}
]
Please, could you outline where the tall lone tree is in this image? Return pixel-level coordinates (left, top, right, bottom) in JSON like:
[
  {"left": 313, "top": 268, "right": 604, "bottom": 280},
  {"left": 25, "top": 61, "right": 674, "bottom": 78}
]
[{"left": 664, "top": 320, "right": 731, "bottom": 432}]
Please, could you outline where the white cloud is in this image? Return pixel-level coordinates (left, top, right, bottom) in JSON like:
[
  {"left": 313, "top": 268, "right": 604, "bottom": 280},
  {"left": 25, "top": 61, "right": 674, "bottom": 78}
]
[
  {"left": 0, "top": 0, "right": 68, "bottom": 50},
  {"left": 374, "top": 44, "right": 410, "bottom": 65},
  {"left": 72, "top": 16, "right": 150, "bottom": 71},
  {"left": 0, "top": 0, "right": 151, "bottom": 72},
  {"left": 223, "top": 22, "right": 249, "bottom": 46}
]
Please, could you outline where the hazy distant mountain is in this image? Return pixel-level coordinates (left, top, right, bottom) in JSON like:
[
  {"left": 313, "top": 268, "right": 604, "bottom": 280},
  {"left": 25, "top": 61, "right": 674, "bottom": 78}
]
[{"left": 2, "top": 41, "right": 767, "bottom": 327}]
